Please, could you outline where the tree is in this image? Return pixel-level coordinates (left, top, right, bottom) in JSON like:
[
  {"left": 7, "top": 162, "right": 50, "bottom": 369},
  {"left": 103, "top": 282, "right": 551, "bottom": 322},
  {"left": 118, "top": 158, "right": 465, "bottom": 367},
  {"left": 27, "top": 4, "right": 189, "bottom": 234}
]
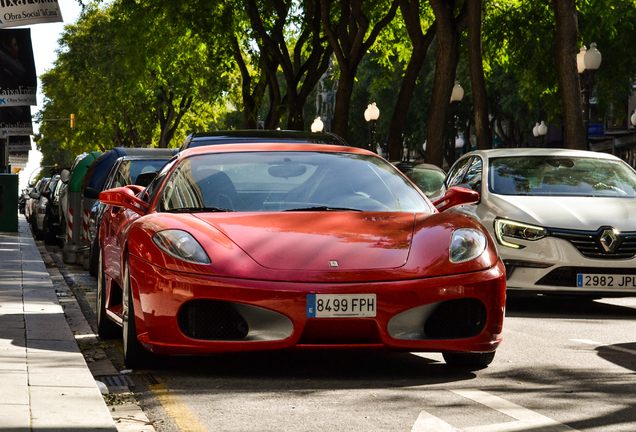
[
  {"left": 466, "top": 0, "right": 492, "bottom": 150},
  {"left": 320, "top": 0, "right": 399, "bottom": 142},
  {"left": 552, "top": 0, "right": 585, "bottom": 150},
  {"left": 425, "top": 0, "right": 467, "bottom": 168},
  {"left": 385, "top": 0, "right": 436, "bottom": 161}
]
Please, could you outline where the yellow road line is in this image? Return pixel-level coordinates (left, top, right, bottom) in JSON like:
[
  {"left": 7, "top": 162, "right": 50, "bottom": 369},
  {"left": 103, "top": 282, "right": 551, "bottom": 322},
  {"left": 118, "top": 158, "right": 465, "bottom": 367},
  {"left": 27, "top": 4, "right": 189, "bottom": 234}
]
[{"left": 149, "top": 381, "right": 209, "bottom": 432}]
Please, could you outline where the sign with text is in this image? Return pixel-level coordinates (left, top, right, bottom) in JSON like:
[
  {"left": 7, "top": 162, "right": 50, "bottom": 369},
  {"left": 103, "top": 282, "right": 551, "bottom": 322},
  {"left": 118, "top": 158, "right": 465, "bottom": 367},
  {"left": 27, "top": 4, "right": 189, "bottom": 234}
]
[
  {"left": 0, "top": 105, "right": 32, "bottom": 135},
  {"left": 7, "top": 135, "right": 30, "bottom": 152},
  {"left": 0, "top": 29, "right": 37, "bottom": 106},
  {"left": 0, "top": 1, "right": 63, "bottom": 28}
]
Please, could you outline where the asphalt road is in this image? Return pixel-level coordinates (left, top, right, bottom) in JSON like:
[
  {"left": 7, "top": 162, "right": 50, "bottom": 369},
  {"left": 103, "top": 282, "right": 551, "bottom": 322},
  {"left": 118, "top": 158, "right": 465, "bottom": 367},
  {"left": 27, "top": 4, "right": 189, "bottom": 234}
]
[{"left": 46, "top": 243, "right": 636, "bottom": 432}]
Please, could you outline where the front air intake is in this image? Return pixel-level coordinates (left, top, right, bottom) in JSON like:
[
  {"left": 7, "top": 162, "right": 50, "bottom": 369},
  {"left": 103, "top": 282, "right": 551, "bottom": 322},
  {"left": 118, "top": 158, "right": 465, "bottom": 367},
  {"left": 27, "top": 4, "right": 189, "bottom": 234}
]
[
  {"left": 424, "top": 298, "right": 487, "bottom": 339},
  {"left": 178, "top": 300, "right": 249, "bottom": 341}
]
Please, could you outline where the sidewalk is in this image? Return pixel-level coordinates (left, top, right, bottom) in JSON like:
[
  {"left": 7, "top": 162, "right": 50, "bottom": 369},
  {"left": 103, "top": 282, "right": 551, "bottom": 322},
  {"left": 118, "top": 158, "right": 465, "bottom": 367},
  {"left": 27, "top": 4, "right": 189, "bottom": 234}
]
[{"left": 0, "top": 216, "right": 117, "bottom": 431}]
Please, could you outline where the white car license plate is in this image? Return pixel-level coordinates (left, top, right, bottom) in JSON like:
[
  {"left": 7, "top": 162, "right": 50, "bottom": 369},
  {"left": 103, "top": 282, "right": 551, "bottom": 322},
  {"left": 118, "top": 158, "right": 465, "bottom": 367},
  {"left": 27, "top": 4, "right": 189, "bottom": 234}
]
[
  {"left": 577, "top": 274, "right": 636, "bottom": 288},
  {"left": 306, "top": 294, "right": 376, "bottom": 318}
]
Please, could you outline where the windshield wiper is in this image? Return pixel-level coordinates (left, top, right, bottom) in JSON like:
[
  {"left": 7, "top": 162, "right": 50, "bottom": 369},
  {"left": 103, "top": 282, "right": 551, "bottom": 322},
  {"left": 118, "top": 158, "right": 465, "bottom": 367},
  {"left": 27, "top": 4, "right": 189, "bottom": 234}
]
[
  {"left": 165, "top": 206, "right": 233, "bottom": 213},
  {"left": 285, "top": 205, "right": 362, "bottom": 212}
]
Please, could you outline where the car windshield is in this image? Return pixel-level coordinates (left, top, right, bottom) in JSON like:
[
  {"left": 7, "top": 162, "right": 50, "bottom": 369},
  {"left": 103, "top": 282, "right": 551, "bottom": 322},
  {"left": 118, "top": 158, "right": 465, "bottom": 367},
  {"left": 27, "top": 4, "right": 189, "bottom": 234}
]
[
  {"left": 159, "top": 151, "right": 432, "bottom": 213},
  {"left": 489, "top": 156, "right": 636, "bottom": 197}
]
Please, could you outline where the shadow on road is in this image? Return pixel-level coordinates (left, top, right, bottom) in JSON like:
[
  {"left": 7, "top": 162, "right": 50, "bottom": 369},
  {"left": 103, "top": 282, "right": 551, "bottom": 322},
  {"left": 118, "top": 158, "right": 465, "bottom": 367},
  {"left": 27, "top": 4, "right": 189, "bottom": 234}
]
[{"left": 506, "top": 292, "right": 636, "bottom": 320}]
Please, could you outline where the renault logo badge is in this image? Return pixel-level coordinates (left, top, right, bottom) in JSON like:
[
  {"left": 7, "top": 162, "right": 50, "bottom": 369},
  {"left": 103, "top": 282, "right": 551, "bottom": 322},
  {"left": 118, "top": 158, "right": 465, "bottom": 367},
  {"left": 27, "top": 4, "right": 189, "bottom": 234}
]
[{"left": 599, "top": 228, "right": 619, "bottom": 253}]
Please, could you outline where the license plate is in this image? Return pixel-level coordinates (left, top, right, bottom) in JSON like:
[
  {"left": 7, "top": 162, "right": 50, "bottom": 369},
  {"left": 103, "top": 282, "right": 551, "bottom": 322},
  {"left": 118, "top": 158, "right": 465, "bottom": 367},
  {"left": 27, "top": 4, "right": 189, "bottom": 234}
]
[
  {"left": 306, "top": 294, "right": 376, "bottom": 318},
  {"left": 577, "top": 274, "right": 636, "bottom": 288}
]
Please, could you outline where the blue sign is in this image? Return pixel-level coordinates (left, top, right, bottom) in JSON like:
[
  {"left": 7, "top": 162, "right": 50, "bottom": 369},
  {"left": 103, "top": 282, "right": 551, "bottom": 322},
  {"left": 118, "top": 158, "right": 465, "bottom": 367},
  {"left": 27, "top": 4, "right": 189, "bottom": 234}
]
[{"left": 588, "top": 123, "right": 605, "bottom": 137}]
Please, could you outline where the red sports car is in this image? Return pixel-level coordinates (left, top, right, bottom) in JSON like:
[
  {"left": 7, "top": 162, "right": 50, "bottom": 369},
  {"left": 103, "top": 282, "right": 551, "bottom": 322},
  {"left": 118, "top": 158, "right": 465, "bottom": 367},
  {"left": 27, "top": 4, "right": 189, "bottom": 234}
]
[{"left": 96, "top": 143, "right": 506, "bottom": 369}]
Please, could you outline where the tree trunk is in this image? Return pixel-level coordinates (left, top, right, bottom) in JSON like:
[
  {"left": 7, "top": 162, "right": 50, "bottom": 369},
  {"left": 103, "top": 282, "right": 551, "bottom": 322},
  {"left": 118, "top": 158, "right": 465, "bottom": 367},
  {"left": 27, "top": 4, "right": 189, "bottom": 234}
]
[
  {"left": 321, "top": 0, "right": 399, "bottom": 143},
  {"left": 467, "top": 0, "right": 492, "bottom": 150},
  {"left": 552, "top": 0, "right": 586, "bottom": 150},
  {"left": 387, "top": 0, "right": 436, "bottom": 162},
  {"left": 426, "top": 0, "right": 461, "bottom": 168}
]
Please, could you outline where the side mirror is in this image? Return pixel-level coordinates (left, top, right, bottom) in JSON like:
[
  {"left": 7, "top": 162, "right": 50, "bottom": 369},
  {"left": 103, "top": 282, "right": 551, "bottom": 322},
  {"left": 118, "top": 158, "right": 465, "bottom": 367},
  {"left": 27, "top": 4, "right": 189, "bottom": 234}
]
[
  {"left": 60, "top": 169, "right": 70, "bottom": 183},
  {"left": 432, "top": 186, "right": 479, "bottom": 212},
  {"left": 84, "top": 187, "right": 100, "bottom": 199},
  {"left": 41, "top": 190, "right": 51, "bottom": 199},
  {"left": 99, "top": 186, "right": 149, "bottom": 216},
  {"left": 29, "top": 191, "right": 40, "bottom": 199}
]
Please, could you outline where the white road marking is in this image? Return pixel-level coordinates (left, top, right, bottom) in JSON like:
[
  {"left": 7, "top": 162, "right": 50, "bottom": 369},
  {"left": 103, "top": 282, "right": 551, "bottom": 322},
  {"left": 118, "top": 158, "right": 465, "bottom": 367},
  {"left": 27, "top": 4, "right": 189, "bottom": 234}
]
[
  {"left": 411, "top": 389, "right": 579, "bottom": 432},
  {"left": 571, "top": 339, "right": 636, "bottom": 355},
  {"left": 411, "top": 410, "right": 459, "bottom": 431}
]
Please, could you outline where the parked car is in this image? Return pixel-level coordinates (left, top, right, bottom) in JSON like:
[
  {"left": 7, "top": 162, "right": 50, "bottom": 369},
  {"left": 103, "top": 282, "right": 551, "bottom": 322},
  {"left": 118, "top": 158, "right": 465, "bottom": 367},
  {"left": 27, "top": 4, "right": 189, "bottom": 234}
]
[
  {"left": 179, "top": 130, "right": 348, "bottom": 151},
  {"left": 38, "top": 175, "right": 64, "bottom": 245},
  {"left": 33, "top": 176, "right": 62, "bottom": 242},
  {"left": 394, "top": 162, "right": 446, "bottom": 199},
  {"left": 19, "top": 187, "right": 32, "bottom": 214},
  {"left": 83, "top": 154, "right": 174, "bottom": 276},
  {"left": 26, "top": 177, "right": 50, "bottom": 235},
  {"left": 441, "top": 148, "right": 636, "bottom": 297},
  {"left": 96, "top": 142, "right": 505, "bottom": 370}
]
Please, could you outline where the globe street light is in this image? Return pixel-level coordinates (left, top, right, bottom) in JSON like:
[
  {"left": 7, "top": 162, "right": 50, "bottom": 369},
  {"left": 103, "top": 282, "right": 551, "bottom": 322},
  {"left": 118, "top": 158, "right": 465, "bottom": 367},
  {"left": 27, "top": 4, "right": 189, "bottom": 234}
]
[
  {"left": 578, "top": 43, "right": 602, "bottom": 148},
  {"left": 533, "top": 121, "right": 548, "bottom": 146},
  {"left": 311, "top": 117, "right": 324, "bottom": 133},
  {"left": 364, "top": 102, "right": 380, "bottom": 154}
]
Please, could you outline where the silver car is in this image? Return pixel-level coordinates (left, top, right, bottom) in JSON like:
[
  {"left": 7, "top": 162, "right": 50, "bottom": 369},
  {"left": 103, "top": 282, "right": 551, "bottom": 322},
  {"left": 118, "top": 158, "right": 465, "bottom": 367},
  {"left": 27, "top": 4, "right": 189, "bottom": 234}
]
[{"left": 441, "top": 148, "right": 636, "bottom": 297}]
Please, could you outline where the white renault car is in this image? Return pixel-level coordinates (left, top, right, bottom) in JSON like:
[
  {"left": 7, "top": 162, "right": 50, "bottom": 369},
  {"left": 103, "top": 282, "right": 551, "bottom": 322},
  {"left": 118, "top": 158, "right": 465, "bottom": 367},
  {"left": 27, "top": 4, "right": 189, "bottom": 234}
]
[{"left": 441, "top": 148, "right": 636, "bottom": 296}]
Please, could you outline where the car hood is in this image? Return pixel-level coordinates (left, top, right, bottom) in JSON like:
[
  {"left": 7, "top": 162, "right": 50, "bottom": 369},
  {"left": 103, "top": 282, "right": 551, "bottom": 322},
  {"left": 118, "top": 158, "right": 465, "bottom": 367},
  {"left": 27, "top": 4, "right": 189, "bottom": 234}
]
[
  {"left": 196, "top": 212, "right": 415, "bottom": 271},
  {"left": 486, "top": 195, "right": 636, "bottom": 231}
]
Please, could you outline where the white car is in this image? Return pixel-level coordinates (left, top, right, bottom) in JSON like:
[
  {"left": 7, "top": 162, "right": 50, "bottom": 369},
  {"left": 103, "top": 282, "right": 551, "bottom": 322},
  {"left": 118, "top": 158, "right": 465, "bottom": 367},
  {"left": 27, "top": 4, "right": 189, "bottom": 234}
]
[{"left": 441, "top": 148, "right": 636, "bottom": 296}]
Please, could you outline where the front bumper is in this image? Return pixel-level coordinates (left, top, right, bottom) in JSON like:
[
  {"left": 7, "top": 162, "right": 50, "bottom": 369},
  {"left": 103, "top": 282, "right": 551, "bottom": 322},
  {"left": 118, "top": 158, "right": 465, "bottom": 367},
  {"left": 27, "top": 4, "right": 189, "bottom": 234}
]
[
  {"left": 127, "top": 256, "right": 506, "bottom": 356},
  {"left": 499, "top": 235, "right": 636, "bottom": 295}
]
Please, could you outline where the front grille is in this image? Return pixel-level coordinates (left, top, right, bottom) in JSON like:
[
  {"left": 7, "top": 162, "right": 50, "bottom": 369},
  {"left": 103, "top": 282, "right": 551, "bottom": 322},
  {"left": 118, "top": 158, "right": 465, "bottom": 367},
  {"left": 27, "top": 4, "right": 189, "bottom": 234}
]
[
  {"left": 536, "top": 267, "right": 636, "bottom": 287},
  {"left": 550, "top": 227, "right": 636, "bottom": 259},
  {"left": 424, "top": 298, "right": 487, "bottom": 339},
  {"left": 178, "top": 300, "right": 249, "bottom": 341}
]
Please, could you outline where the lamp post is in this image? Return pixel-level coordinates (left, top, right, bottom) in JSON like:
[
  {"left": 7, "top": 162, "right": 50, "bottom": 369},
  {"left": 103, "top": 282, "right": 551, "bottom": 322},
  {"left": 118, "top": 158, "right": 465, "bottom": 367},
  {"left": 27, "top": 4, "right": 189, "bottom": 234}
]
[
  {"left": 577, "top": 43, "right": 602, "bottom": 148},
  {"left": 364, "top": 102, "right": 380, "bottom": 154},
  {"left": 447, "top": 80, "right": 464, "bottom": 165},
  {"left": 533, "top": 121, "right": 548, "bottom": 146},
  {"left": 311, "top": 117, "right": 324, "bottom": 133}
]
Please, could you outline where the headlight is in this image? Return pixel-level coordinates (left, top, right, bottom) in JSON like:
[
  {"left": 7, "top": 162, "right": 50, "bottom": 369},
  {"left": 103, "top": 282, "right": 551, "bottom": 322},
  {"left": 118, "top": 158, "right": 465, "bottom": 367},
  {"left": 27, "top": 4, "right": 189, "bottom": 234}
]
[
  {"left": 450, "top": 228, "right": 487, "bottom": 263},
  {"left": 152, "top": 230, "right": 211, "bottom": 264},
  {"left": 494, "top": 219, "right": 548, "bottom": 249}
]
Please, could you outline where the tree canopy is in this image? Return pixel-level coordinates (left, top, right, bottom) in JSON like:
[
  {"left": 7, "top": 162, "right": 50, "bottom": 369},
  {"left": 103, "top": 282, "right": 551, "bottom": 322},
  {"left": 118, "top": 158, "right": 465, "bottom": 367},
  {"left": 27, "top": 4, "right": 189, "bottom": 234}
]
[{"left": 36, "top": 0, "right": 636, "bottom": 169}]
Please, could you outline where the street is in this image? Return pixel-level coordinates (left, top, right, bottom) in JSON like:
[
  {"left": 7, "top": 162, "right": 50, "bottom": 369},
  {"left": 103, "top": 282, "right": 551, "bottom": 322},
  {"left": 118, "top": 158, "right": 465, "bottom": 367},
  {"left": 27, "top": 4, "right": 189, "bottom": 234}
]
[{"left": 43, "top": 242, "right": 636, "bottom": 432}]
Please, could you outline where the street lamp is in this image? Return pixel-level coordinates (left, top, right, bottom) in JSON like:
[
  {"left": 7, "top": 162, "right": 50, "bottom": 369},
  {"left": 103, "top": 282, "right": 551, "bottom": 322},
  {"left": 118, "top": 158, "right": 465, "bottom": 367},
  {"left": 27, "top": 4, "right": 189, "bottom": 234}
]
[
  {"left": 311, "top": 117, "right": 324, "bottom": 133},
  {"left": 578, "top": 43, "right": 602, "bottom": 148},
  {"left": 533, "top": 121, "right": 548, "bottom": 146},
  {"left": 364, "top": 102, "right": 380, "bottom": 154}
]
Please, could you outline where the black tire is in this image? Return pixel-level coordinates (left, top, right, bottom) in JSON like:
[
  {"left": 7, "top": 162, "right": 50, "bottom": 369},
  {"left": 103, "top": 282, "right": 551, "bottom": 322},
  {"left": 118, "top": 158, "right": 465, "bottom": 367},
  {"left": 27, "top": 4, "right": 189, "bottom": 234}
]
[
  {"left": 96, "top": 248, "right": 121, "bottom": 340},
  {"left": 89, "top": 235, "right": 99, "bottom": 277},
  {"left": 122, "top": 254, "right": 156, "bottom": 369},
  {"left": 443, "top": 351, "right": 495, "bottom": 370},
  {"left": 43, "top": 215, "right": 56, "bottom": 245}
]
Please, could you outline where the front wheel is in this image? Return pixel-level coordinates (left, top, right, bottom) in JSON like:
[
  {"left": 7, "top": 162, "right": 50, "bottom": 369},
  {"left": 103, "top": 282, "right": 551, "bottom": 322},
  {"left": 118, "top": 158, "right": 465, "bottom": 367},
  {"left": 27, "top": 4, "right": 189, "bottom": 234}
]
[
  {"left": 122, "top": 254, "right": 156, "bottom": 369},
  {"left": 96, "top": 248, "right": 121, "bottom": 340},
  {"left": 443, "top": 351, "right": 495, "bottom": 370}
]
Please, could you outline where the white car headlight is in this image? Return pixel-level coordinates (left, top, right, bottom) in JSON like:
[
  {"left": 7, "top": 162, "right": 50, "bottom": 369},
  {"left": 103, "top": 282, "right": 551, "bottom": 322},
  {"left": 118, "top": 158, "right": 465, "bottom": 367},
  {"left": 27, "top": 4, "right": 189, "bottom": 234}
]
[
  {"left": 450, "top": 228, "right": 487, "bottom": 263},
  {"left": 152, "top": 229, "right": 211, "bottom": 264},
  {"left": 494, "top": 219, "right": 548, "bottom": 249}
]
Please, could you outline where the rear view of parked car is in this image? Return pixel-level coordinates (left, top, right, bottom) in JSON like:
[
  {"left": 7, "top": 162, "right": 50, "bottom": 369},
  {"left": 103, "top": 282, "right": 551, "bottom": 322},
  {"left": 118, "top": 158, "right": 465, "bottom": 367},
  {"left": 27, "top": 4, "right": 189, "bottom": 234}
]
[{"left": 84, "top": 152, "right": 174, "bottom": 276}]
